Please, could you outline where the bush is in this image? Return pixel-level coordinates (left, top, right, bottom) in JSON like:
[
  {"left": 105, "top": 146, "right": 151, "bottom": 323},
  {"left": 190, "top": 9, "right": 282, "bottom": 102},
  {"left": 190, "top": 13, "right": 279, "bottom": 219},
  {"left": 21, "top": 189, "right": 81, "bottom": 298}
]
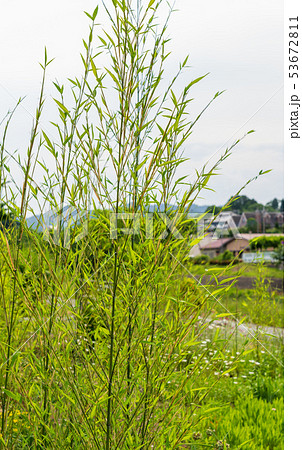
[
  {"left": 273, "top": 244, "right": 284, "bottom": 265},
  {"left": 219, "top": 250, "right": 233, "bottom": 261},
  {"left": 202, "top": 395, "right": 284, "bottom": 449},
  {"left": 191, "top": 254, "right": 210, "bottom": 265},
  {"left": 250, "top": 236, "right": 284, "bottom": 250},
  {"left": 253, "top": 376, "right": 283, "bottom": 402},
  {"left": 209, "top": 258, "right": 240, "bottom": 265}
]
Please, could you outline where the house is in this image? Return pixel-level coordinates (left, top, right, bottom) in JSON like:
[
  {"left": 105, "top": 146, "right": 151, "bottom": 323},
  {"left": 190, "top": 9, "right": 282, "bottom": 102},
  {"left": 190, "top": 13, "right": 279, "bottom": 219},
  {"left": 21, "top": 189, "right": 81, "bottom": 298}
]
[
  {"left": 189, "top": 233, "right": 284, "bottom": 259},
  {"left": 196, "top": 210, "right": 284, "bottom": 236},
  {"left": 226, "top": 233, "right": 284, "bottom": 255},
  {"left": 238, "top": 211, "right": 262, "bottom": 232},
  {"left": 225, "top": 236, "right": 250, "bottom": 256},
  {"left": 197, "top": 211, "right": 241, "bottom": 235},
  {"left": 263, "top": 212, "right": 284, "bottom": 230},
  {"left": 238, "top": 211, "right": 284, "bottom": 232},
  {"left": 190, "top": 236, "right": 234, "bottom": 259}
]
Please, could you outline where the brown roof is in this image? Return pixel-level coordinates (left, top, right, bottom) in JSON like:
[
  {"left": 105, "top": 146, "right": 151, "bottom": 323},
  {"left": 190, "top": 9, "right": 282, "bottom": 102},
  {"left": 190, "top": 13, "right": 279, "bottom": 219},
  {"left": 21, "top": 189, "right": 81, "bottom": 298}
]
[{"left": 199, "top": 237, "right": 234, "bottom": 250}]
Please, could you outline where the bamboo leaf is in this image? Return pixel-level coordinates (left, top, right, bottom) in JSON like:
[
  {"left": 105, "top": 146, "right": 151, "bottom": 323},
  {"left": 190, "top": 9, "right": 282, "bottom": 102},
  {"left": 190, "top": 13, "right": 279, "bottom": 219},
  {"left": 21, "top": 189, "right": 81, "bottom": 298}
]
[
  {"left": 3, "top": 389, "right": 21, "bottom": 402},
  {"left": 53, "top": 99, "right": 69, "bottom": 114},
  {"left": 92, "top": 6, "right": 98, "bottom": 20}
]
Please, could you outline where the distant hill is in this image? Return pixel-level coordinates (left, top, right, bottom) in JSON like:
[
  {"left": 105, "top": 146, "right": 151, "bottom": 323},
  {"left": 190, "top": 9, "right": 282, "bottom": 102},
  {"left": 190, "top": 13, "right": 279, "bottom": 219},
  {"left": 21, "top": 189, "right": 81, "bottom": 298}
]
[
  {"left": 188, "top": 204, "right": 210, "bottom": 214},
  {"left": 26, "top": 203, "right": 210, "bottom": 232},
  {"left": 26, "top": 206, "right": 90, "bottom": 232},
  {"left": 147, "top": 203, "right": 209, "bottom": 214}
]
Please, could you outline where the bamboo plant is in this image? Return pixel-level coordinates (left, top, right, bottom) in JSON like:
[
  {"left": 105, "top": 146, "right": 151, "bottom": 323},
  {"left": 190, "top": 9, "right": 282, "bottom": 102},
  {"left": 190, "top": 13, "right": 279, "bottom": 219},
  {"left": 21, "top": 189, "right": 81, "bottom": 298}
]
[{"left": 0, "top": 1, "right": 263, "bottom": 448}]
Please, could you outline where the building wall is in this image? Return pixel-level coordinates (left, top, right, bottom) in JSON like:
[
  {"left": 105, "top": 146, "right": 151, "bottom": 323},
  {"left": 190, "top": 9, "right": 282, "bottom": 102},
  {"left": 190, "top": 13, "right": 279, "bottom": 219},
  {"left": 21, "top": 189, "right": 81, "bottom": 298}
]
[
  {"left": 201, "top": 249, "right": 217, "bottom": 259},
  {"left": 226, "top": 238, "right": 250, "bottom": 255}
]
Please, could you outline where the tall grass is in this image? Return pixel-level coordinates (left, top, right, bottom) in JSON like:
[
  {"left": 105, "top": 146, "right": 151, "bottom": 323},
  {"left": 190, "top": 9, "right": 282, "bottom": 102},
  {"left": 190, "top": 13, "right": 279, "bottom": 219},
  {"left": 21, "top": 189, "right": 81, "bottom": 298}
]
[{"left": 0, "top": 1, "right": 266, "bottom": 448}]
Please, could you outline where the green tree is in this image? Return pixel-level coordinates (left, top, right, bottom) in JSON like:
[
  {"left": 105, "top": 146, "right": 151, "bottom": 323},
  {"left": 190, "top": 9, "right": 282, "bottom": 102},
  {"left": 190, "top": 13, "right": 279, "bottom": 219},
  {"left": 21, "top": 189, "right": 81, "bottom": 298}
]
[
  {"left": 271, "top": 198, "right": 279, "bottom": 210},
  {"left": 225, "top": 195, "right": 263, "bottom": 213},
  {"left": 247, "top": 217, "right": 258, "bottom": 232},
  {"left": 266, "top": 198, "right": 279, "bottom": 211}
]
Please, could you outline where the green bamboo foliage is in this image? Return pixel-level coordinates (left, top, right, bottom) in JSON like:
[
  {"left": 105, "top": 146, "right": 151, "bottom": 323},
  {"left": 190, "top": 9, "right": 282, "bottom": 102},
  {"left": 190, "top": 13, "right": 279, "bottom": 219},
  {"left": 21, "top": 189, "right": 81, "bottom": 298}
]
[{"left": 0, "top": 1, "right": 263, "bottom": 448}]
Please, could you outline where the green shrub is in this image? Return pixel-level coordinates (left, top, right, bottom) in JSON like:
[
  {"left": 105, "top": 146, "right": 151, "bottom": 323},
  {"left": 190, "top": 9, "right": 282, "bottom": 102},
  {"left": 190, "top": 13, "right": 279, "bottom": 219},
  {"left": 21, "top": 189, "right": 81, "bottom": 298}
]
[
  {"left": 253, "top": 376, "right": 283, "bottom": 402},
  {"left": 273, "top": 244, "right": 284, "bottom": 265},
  {"left": 192, "top": 254, "right": 210, "bottom": 265},
  {"left": 203, "top": 395, "right": 283, "bottom": 449},
  {"left": 219, "top": 250, "right": 233, "bottom": 261},
  {"left": 250, "top": 236, "right": 284, "bottom": 250}
]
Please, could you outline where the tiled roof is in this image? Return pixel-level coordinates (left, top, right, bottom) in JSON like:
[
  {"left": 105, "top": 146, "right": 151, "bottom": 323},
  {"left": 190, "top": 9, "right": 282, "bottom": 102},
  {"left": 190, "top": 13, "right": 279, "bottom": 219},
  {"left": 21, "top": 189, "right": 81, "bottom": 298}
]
[{"left": 199, "top": 237, "right": 234, "bottom": 250}]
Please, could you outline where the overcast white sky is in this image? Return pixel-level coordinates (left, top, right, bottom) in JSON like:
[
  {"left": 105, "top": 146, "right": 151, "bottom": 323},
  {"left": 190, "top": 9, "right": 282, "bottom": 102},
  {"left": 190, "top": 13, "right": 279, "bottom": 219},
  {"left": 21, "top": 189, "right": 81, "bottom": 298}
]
[{"left": 0, "top": 0, "right": 283, "bottom": 206}]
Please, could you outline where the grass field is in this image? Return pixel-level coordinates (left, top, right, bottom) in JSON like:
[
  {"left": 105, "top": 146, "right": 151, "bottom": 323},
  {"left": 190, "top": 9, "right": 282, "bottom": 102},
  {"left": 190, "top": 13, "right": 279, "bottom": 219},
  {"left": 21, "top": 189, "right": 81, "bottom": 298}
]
[
  {"left": 188, "top": 261, "right": 284, "bottom": 279},
  {"left": 176, "top": 259, "right": 284, "bottom": 448}
]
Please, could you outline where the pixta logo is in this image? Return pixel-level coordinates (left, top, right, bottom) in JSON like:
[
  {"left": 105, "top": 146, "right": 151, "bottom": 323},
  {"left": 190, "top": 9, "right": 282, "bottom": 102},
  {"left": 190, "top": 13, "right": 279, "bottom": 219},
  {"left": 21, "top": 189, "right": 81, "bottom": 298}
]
[
  {"left": 109, "top": 212, "right": 184, "bottom": 240},
  {"left": 42, "top": 204, "right": 88, "bottom": 248}
]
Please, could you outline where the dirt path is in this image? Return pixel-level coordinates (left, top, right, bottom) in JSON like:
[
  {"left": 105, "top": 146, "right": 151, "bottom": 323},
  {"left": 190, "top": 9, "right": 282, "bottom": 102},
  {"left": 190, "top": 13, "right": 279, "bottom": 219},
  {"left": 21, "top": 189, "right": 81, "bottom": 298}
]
[{"left": 201, "top": 315, "right": 284, "bottom": 339}]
